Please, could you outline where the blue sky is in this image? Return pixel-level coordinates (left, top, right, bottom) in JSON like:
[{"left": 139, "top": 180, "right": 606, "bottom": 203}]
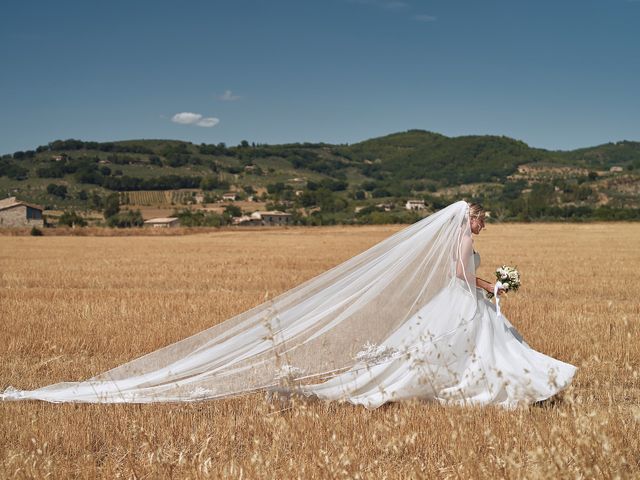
[{"left": 1, "top": 0, "right": 638, "bottom": 155}]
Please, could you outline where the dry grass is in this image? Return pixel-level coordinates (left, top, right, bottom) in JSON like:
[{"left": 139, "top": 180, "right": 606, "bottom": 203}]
[{"left": 1, "top": 223, "right": 639, "bottom": 479}]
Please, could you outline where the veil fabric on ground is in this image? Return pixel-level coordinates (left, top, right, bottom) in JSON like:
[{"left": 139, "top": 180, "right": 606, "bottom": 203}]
[{"left": 1, "top": 201, "right": 576, "bottom": 407}]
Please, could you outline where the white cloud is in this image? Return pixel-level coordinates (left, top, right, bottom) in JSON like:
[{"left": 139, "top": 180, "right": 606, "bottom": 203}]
[
  {"left": 196, "top": 117, "right": 220, "bottom": 128},
  {"left": 413, "top": 14, "right": 437, "bottom": 22},
  {"left": 171, "top": 112, "right": 219, "bottom": 128},
  {"left": 172, "top": 112, "right": 203, "bottom": 124},
  {"left": 219, "top": 90, "right": 242, "bottom": 101}
]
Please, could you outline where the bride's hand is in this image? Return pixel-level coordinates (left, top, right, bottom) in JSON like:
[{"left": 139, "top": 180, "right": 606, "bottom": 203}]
[{"left": 490, "top": 284, "right": 505, "bottom": 296}]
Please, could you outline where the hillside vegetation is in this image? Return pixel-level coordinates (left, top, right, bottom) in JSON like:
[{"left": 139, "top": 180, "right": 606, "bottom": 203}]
[{"left": 1, "top": 130, "right": 639, "bottom": 225}]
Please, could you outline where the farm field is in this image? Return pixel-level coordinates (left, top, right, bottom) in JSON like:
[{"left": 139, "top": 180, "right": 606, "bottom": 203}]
[{"left": 0, "top": 223, "right": 639, "bottom": 478}]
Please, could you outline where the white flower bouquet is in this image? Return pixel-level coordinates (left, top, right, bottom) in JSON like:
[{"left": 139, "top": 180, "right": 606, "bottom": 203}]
[{"left": 487, "top": 265, "right": 521, "bottom": 299}]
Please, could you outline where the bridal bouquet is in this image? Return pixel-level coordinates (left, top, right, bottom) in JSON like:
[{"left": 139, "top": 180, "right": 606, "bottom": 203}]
[{"left": 487, "top": 265, "right": 521, "bottom": 299}]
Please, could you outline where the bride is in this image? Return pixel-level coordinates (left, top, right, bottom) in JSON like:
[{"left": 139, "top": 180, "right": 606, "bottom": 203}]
[
  {"left": 302, "top": 203, "right": 576, "bottom": 408},
  {"left": 1, "top": 201, "right": 576, "bottom": 407}
]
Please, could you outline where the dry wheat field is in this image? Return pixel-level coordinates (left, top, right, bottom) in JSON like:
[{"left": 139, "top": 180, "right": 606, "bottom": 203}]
[{"left": 1, "top": 223, "right": 639, "bottom": 479}]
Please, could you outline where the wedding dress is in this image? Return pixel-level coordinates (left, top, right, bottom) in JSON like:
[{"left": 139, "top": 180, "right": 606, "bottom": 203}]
[
  {"left": 301, "top": 251, "right": 576, "bottom": 408},
  {"left": 0, "top": 201, "right": 576, "bottom": 407}
]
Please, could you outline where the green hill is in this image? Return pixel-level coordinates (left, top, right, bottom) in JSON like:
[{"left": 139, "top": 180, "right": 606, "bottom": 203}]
[{"left": 1, "top": 130, "right": 639, "bottom": 225}]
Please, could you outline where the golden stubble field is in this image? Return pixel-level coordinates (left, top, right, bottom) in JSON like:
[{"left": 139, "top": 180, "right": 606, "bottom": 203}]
[{"left": 1, "top": 223, "right": 639, "bottom": 479}]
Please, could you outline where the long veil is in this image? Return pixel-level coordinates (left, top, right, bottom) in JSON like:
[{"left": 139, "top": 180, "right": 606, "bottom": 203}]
[{"left": 1, "top": 201, "right": 476, "bottom": 403}]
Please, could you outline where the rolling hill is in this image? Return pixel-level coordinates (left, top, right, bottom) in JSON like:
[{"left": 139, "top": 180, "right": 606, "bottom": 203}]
[{"left": 1, "top": 130, "right": 639, "bottom": 225}]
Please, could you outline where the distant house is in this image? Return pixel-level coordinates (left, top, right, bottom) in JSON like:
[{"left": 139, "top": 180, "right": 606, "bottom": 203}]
[
  {"left": 52, "top": 154, "right": 67, "bottom": 162},
  {"left": 235, "top": 211, "right": 292, "bottom": 226},
  {"left": 143, "top": 217, "right": 180, "bottom": 228},
  {"left": 376, "top": 203, "right": 395, "bottom": 212},
  {"left": 194, "top": 194, "right": 205, "bottom": 204},
  {"left": 233, "top": 215, "right": 261, "bottom": 226},
  {"left": 256, "top": 211, "right": 292, "bottom": 225},
  {"left": 0, "top": 197, "right": 44, "bottom": 227},
  {"left": 610, "top": 166, "right": 624, "bottom": 173},
  {"left": 405, "top": 200, "right": 425, "bottom": 211},
  {"left": 222, "top": 193, "right": 237, "bottom": 201}
]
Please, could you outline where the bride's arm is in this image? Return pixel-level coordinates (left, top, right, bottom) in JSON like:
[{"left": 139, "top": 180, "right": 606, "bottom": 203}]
[
  {"left": 455, "top": 233, "right": 501, "bottom": 294},
  {"left": 455, "top": 227, "right": 502, "bottom": 295},
  {"left": 476, "top": 276, "right": 496, "bottom": 294},
  {"left": 476, "top": 274, "right": 504, "bottom": 296},
  {"left": 455, "top": 232, "right": 473, "bottom": 282}
]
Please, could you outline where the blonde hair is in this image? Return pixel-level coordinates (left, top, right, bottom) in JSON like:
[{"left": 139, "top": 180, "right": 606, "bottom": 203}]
[{"left": 468, "top": 202, "right": 485, "bottom": 218}]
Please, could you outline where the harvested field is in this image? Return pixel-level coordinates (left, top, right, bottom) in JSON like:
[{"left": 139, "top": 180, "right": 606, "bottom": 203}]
[{"left": 1, "top": 223, "right": 639, "bottom": 478}]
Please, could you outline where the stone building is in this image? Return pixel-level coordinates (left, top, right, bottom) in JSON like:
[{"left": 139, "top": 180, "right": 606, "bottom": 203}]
[
  {"left": 143, "top": 217, "right": 180, "bottom": 228},
  {"left": 0, "top": 197, "right": 44, "bottom": 227},
  {"left": 235, "top": 211, "right": 292, "bottom": 226},
  {"left": 252, "top": 211, "right": 292, "bottom": 226}
]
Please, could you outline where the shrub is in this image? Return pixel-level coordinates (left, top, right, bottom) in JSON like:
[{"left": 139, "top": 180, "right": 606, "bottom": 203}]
[
  {"left": 106, "top": 210, "right": 144, "bottom": 228},
  {"left": 58, "top": 211, "right": 88, "bottom": 227},
  {"left": 103, "top": 193, "right": 120, "bottom": 219},
  {"left": 46, "top": 183, "right": 68, "bottom": 199},
  {"left": 173, "top": 209, "right": 225, "bottom": 227}
]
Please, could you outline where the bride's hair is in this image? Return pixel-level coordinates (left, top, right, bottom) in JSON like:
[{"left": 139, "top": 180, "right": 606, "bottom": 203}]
[{"left": 468, "top": 202, "right": 485, "bottom": 218}]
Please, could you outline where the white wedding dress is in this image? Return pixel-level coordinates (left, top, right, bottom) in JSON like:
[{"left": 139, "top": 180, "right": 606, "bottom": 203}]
[
  {"left": 301, "top": 252, "right": 577, "bottom": 408},
  {"left": 1, "top": 201, "right": 576, "bottom": 407}
]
